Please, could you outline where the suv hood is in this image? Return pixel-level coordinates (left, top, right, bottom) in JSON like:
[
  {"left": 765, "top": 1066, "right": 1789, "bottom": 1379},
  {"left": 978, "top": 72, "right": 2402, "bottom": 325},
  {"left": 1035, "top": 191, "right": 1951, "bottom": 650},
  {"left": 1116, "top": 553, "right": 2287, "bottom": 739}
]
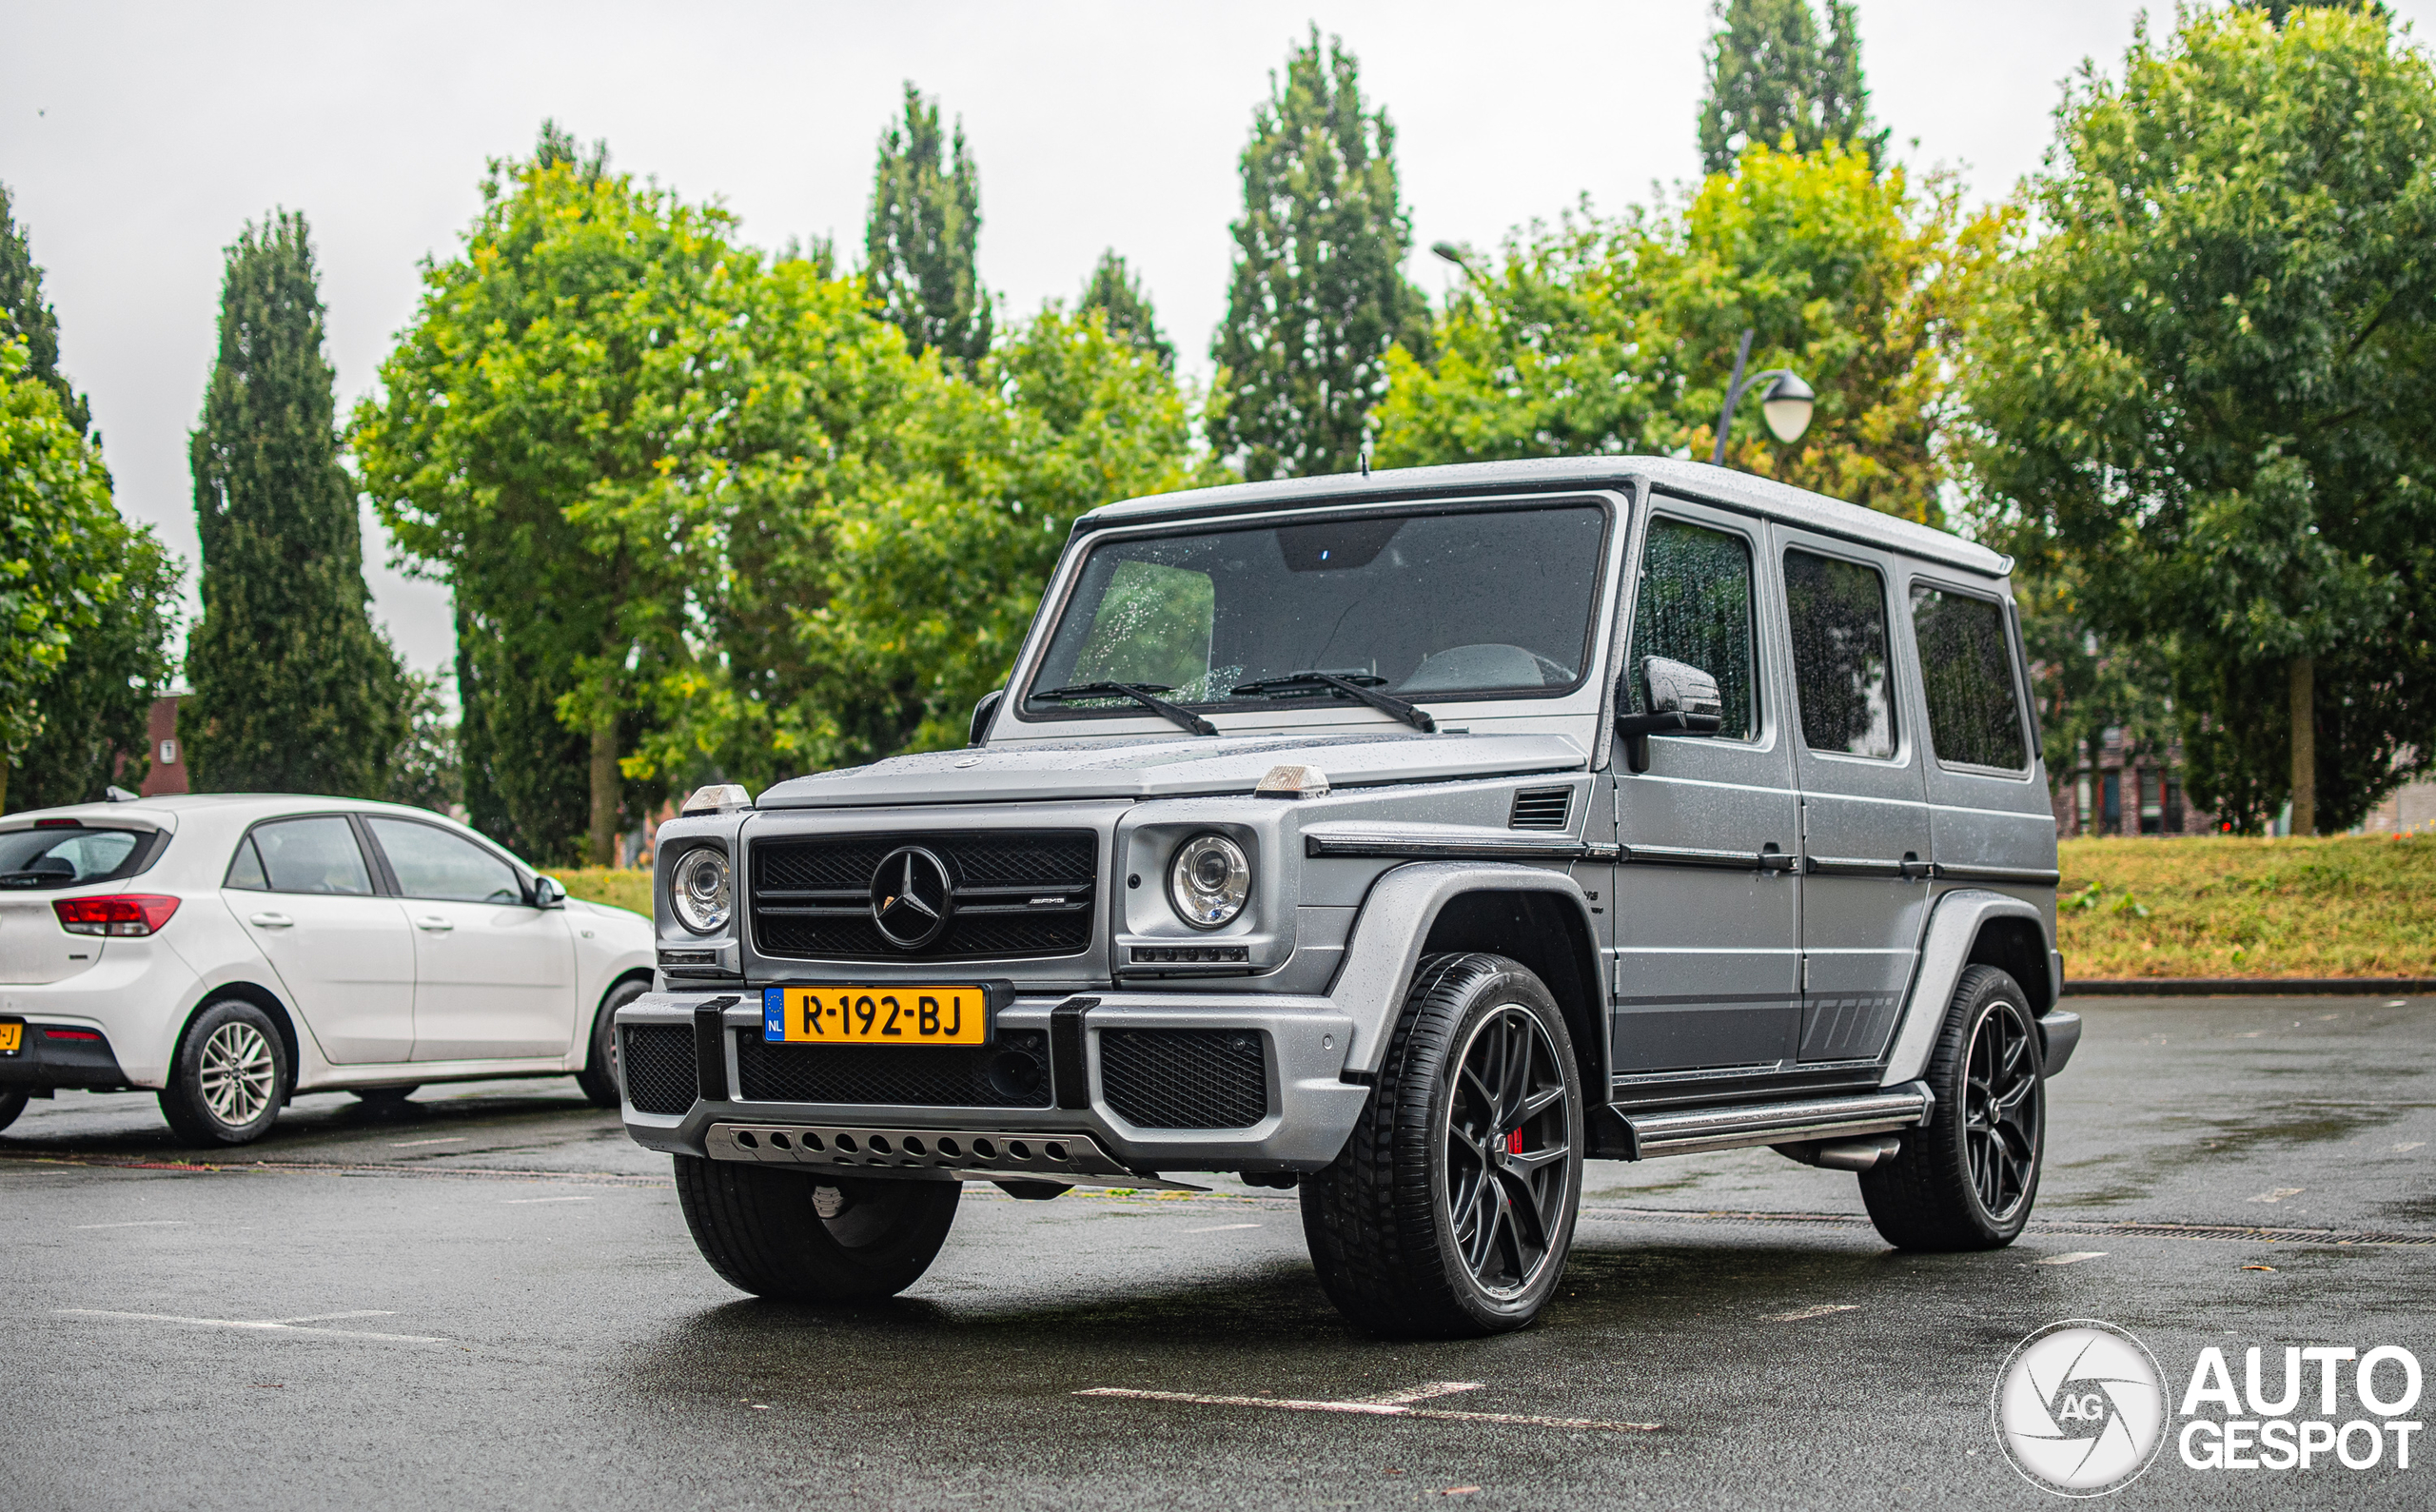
[{"left": 755, "top": 732, "right": 1589, "bottom": 809}]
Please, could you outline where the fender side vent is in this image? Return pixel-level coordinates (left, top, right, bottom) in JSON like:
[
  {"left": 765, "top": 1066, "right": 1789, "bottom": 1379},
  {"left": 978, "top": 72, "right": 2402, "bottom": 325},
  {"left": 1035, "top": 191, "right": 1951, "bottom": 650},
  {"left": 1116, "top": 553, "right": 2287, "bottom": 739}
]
[{"left": 1508, "top": 786, "right": 1573, "bottom": 831}]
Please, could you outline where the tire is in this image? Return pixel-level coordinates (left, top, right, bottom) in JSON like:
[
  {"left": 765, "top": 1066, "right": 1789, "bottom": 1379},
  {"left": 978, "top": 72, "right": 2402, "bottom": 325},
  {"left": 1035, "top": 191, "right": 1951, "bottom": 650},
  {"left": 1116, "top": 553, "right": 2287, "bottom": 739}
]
[
  {"left": 674, "top": 1155, "right": 961, "bottom": 1302},
  {"left": 1861, "top": 965, "right": 2045, "bottom": 1250},
  {"left": 1299, "top": 952, "right": 1584, "bottom": 1338},
  {"left": 0, "top": 1085, "right": 28, "bottom": 1134},
  {"left": 352, "top": 1085, "right": 420, "bottom": 1108},
  {"left": 576, "top": 977, "right": 649, "bottom": 1109},
  {"left": 158, "top": 998, "right": 289, "bottom": 1147}
]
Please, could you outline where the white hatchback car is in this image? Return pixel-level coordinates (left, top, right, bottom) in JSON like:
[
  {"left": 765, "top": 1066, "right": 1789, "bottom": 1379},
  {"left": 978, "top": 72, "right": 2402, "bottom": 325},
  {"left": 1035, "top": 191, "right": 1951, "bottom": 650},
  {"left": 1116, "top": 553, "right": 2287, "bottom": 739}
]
[{"left": 0, "top": 794, "right": 654, "bottom": 1145}]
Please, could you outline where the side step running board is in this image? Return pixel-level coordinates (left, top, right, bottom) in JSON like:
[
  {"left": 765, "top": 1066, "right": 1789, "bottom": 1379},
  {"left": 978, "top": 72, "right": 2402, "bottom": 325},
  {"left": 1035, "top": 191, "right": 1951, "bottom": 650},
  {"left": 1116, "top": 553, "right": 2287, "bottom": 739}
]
[{"left": 1618, "top": 1083, "right": 1934, "bottom": 1161}]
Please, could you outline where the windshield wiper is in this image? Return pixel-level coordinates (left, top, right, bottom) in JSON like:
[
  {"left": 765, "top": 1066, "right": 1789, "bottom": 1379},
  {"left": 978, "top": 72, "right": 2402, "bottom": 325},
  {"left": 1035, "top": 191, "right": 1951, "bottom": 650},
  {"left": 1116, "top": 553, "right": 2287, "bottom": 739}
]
[
  {"left": 1030, "top": 682, "right": 1219, "bottom": 737},
  {"left": 1230, "top": 671, "right": 1437, "bottom": 734}
]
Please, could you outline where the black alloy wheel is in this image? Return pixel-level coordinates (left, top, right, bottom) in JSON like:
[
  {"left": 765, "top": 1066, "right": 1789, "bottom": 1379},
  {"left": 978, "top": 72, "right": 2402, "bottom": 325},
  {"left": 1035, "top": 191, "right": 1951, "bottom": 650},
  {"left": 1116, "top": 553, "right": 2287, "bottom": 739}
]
[
  {"left": 1444, "top": 1004, "right": 1574, "bottom": 1296},
  {"left": 1859, "top": 965, "right": 2044, "bottom": 1250},
  {"left": 577, "top": 977, "right": 650, "bottom": 1109}
]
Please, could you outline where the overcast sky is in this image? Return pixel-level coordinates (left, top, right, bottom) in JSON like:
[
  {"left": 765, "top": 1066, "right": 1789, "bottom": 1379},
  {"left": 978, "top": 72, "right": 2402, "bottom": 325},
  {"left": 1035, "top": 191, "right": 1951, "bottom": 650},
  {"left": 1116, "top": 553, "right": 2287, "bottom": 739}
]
[{"left": 10, "top": 0, "right": 2434, "bottom": 687}]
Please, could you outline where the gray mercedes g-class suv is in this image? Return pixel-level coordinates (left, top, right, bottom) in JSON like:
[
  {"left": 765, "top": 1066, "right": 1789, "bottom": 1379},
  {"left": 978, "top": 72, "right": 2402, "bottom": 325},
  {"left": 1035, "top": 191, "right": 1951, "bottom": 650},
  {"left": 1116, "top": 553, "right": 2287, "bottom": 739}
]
[{"left": 619, "top": 457, "right": 2074, "bottom": 1338}]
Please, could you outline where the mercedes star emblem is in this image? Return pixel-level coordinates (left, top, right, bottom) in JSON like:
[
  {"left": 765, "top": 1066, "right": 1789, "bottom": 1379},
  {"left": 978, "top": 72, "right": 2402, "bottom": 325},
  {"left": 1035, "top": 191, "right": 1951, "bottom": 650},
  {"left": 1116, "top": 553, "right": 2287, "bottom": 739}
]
[{"left": 870, "top": 846, "right": 953, "bottom": 950}]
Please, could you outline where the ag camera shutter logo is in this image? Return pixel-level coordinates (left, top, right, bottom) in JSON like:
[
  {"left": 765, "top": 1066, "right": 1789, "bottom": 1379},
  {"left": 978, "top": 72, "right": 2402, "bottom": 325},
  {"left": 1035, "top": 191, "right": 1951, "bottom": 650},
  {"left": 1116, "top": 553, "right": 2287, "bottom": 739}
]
[{"left": 1994, "top": 1320, "right": 2169, "bottom": 1496}]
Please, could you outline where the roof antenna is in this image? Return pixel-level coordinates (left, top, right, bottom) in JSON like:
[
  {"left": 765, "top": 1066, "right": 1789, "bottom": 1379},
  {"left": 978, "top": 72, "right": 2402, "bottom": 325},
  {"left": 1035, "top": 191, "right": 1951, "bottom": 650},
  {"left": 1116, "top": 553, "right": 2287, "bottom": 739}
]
[{"left": 105, "top": 785, "right": 138, "bottom": 802}]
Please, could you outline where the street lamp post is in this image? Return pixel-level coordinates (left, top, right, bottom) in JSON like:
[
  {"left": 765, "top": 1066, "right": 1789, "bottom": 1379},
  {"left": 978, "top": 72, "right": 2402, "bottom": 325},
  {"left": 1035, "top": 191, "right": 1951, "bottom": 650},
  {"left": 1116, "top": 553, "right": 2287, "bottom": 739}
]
[{"left": 1709, "top": 327, "right": 1816, "bottom": 465}]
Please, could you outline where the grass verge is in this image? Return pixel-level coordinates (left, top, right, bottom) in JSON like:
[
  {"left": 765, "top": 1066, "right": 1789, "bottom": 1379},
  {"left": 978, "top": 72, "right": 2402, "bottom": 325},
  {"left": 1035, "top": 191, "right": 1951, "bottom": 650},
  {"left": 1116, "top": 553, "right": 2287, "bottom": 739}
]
[
  {"left": 552, "top": 867, "right": 653, "bottom": 917},
  {"left": 2057, "top": 835, "right": 2436, "bottom": 979}
]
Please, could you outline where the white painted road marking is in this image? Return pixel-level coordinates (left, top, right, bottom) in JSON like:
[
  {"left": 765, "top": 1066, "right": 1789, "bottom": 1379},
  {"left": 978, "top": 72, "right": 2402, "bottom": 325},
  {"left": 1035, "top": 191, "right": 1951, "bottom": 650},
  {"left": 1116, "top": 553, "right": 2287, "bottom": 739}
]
[
  {"left": 387, "top": 1137, "right": 464, "bottom": 1148},
  {"left": 1075, "top": 1385, "right": 1659, "bottom": 1433},
  {"left": 2396, "top": 1142, "right": 2427, "bottom": 1154},
  {"left": 2036, "top": 1251, "right": 2108, "bottom": 1267},
  {"left": 2248, "top": 1188, "right": 2306, "bottom": 1204},
  {"left": 500, "top": 1195, "right": 593, "bottom": 1205},
  {"left": 1765, "top": 1304, "right": 1858, "bottom": 1323},
  {"left": 73, "top": 1220, "right": 186, "bottom": 1229},
  {"left": 1178, "top": 1223, "right": 1261, "bottom": 1234},
  {"left": 1351, "top": 1382, "right": 1484, "bottom": 1405},
  {"left": 59, "top": 1308, "right": 444, "bottom": 1344}
]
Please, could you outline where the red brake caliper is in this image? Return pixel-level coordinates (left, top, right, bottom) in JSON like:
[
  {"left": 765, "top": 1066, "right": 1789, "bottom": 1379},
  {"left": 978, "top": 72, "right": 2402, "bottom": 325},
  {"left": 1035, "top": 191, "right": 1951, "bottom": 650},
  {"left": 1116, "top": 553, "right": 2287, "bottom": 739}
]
[{"left": 1505, "top": 1128, "right": 1526, "bottom": 1155}]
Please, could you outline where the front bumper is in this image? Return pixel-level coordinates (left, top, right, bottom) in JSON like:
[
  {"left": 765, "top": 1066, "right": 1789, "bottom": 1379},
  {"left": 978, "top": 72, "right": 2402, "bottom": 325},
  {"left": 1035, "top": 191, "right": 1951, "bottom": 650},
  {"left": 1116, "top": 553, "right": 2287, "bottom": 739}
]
[
  {"left": 616, "top": 990, "right": 1371, "bottom": 1175},
  {"left": 0, "top": 1019, "right": 130, "bottom": 1090}
]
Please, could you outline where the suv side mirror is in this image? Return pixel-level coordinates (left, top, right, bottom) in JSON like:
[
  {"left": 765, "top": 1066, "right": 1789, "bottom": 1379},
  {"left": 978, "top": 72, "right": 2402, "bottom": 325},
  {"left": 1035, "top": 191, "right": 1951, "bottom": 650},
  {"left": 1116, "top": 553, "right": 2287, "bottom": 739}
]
[
  {"left": 531, "top": 874, "right": 568, "bottom": 910},
  {"left": 970, "top": 687, "right": 1005, "bottom": 748},
  {"left": 1615, "top": 656, "right": 1725, "bottom": 774}
]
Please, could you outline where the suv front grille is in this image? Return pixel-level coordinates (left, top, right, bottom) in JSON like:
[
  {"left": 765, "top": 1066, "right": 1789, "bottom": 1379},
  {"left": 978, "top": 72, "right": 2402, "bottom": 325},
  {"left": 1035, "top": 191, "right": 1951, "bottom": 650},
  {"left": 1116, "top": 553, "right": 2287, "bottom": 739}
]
[
  {"left": 1099, "top": 1029, "right": 1270, "bottom": 1130},
  {"left": 750, "top": 831, "right": 1097, "bottom": 960},
  {"left": 735, "top": 1029, "right": 1054, "bottom": 1109},
  {"left": 620, "top": 1024, "right": 697, "bottom": 1115}
]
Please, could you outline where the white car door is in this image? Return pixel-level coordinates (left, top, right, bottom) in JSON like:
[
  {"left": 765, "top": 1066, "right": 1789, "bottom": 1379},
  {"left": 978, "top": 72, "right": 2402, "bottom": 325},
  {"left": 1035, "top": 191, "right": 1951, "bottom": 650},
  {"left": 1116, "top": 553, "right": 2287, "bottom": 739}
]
[
  {"left": 363, "top": 817, "right": 576, "bottom": 1062},
  {"left": 227, "top": 815, "right": 417, "bottom": 1063}
]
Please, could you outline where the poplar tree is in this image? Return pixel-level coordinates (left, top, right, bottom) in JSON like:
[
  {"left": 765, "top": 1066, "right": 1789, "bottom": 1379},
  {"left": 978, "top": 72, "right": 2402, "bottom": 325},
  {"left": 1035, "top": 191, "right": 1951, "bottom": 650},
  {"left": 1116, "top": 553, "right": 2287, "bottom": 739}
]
[
  {"left": 1211, "top": 29, "right": 1427, "bottom": 481},
  {"left": 187, "top": 212, "right": 407, "bottom": 796},
  {"left": 1079, "top": 250, "right": 1173, "bottom": 369},
  {"left": 865, "top": 84, "right": 990, "bottom": 365},
  {"left": 0, "top": 185, "right": 93, "bottom": 439},
  {"left": 1698, "top": 0, "right": 1886, "bottom": 174}
]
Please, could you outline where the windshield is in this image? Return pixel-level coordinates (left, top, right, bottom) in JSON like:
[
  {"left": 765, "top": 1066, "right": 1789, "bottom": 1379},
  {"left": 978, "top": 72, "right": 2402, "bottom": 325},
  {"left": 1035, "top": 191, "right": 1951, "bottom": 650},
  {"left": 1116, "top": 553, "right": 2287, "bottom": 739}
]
[
  {"left": 1024, "top": 504, "right": 1610, "bottom": 719},
  {"left": 0, "top": 826, "right": 149, "bottom": 890}
]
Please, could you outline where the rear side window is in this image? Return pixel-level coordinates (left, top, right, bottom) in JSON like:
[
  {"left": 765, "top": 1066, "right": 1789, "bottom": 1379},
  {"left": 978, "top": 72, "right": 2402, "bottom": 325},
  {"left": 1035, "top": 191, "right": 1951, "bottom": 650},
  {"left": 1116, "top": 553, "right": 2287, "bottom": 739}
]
[
  {"left": 1625, "top": 518, "right": 1758, "bottom": 739},
  {"left": 1911, "top": 584, "right": 2030, "bottom": 771},
  {"left": 233, "top": 817, "right": 375, "bottom": 896},
  {"left": 365, "top": 817, "right": 523, "bottom": 905},
  {"left": 1784, "top": 549, "right": 1897, "bottom": 759},
  {"left": 0, "top": 827, "right": 148, "bottom": 890}
]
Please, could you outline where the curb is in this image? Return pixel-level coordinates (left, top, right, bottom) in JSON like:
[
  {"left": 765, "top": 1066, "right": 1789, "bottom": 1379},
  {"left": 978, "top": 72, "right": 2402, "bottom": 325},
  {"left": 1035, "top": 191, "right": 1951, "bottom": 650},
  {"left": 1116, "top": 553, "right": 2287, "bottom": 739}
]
[{"left": 2063, "top": 978, "right": 2435, "bottom": 997}]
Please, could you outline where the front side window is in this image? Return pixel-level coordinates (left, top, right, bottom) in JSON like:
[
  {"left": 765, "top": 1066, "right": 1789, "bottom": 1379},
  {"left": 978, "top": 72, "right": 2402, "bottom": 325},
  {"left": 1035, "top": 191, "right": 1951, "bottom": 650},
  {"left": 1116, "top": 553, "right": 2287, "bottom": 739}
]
[
  {"left": 1911, "top": 584, "right": 2030, "bottom": 771},
  {"left": 0, "top": 827, "right": 147, "bottom": 890},
  {"left": 237, "top": 817, "right": 374, "bottom": 895},
  {"left": 1024, "top": 504, "right": 1610, "bottom": 717},
  {"left": 1624, "top": 517, "right": 1758, "bottom": 740},
  {"left": 1784, "top": 549, "right": 1897, "bottom": 759},
  {"left": 366, "top": 817, "right": 523, "bottom": 905}
]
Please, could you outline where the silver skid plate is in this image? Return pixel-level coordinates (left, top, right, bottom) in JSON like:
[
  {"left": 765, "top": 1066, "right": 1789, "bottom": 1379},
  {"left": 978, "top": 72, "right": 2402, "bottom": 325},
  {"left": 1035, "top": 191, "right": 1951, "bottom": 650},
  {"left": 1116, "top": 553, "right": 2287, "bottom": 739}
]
[{"left": 704, "top": 1122, "right": 1207, "bottom": 1192}]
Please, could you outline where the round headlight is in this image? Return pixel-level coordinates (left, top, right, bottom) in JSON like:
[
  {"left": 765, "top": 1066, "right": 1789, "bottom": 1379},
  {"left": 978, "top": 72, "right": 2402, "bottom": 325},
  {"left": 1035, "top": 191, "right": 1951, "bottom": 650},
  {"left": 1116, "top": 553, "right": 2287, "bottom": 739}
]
[
  {"left": 1169, "top": 833, "right": 1250, "bottom": 930},
  {"left": 670, "top": 847, "right": 733, "bottom": 933}
]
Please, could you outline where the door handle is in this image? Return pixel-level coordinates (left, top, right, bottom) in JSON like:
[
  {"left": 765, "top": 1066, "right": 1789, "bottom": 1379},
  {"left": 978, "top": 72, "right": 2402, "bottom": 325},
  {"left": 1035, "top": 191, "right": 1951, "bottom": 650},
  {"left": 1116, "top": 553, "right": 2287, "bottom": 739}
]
[
  {"left": 247, "top": 912, "right": 294, "bottom": 929},
  {"left": 413, "top": 916, "right": 455, "bottom": 933}
]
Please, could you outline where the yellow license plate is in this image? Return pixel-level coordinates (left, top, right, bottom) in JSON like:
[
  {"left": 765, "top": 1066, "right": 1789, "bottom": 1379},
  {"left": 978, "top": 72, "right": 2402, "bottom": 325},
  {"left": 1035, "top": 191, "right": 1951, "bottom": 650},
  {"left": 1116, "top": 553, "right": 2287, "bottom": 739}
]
[
  {"left": 762, "top": 986, "right": 987, "bottom": 1046},
  {"left": 0, "top": 1021, "right": 19, "bottom": 1054}
]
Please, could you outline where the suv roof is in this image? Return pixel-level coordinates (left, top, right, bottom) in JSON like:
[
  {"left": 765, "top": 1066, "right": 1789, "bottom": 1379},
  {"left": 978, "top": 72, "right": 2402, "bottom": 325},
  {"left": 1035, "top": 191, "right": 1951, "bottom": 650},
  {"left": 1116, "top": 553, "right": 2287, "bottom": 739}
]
[{"left": 1080, "top": 456, "right": 2010, "bottom": 579}]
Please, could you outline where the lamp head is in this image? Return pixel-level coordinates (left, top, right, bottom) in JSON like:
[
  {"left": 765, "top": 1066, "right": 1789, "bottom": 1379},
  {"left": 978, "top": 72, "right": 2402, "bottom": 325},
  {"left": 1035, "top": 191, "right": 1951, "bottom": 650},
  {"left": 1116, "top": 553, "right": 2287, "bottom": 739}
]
[{"left": 1760, "top": 372, "right": 1815, "bottom": 444}]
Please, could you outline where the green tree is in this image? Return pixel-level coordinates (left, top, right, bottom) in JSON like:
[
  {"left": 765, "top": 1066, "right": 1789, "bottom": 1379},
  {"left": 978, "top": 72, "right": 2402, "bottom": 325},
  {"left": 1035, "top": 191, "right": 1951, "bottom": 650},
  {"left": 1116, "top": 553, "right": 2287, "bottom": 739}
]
[
  {"left": 1079, "top": 250, "right": 1173, "bottom": 369},
  {"left": 0, "top": 342, "right": 128, "bottom": 812},
  {"left": 1962, "top": 7, "right": 2436, "bottom": 834},
  {"left": 1210, "top": 29, "right": 1427, "bottom": 481},
  {"left": 186, "top": 212, "right": 407, "bottom": 798},
  {"left": 1699, "top": 0, "right": 1887, "bottom": 176},
  {"left": 1, "top": 187, "right": 184, "bottom": 810},
  {"left": 865, "top": 84, "right": 991, "bottom": 366},
  {"left": 1379, "top": 142, "right": 1997, "bottom": 525},
  {"left": 0, "top": 185, "right": 94, "bottom": 440}
]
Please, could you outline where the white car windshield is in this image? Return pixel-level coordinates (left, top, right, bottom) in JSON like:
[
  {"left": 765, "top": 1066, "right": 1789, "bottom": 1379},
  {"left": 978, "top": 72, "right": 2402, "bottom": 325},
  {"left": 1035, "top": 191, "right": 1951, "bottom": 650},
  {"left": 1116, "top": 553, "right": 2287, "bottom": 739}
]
[{"left": 1023, "top": 503, "right": 1609, "bottom": 721}]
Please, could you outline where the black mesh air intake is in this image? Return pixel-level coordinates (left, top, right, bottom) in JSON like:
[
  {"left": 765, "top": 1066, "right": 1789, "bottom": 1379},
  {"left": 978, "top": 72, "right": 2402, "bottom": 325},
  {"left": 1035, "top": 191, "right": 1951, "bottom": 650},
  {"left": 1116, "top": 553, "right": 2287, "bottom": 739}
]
[
  {"left": 734, "top": 1029, "right": 1053, "bottom": 1109},
  {"left": 750, "top": 831, "right": 1096, "bottom": 960},
  {"left": 1099, "top": 1029, "right": 1270, "bottom": 1130},
  {"left": 619, "top": 1024, "right": 698, "bottom": 1116}
]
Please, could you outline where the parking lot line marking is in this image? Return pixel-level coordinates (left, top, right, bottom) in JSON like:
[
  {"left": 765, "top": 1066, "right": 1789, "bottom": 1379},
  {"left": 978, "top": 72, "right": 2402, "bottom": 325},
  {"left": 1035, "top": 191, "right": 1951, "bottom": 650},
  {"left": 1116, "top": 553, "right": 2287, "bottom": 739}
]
[
  {"left": 2036, "top": 1251, "right": 2109, "bottom": 1266},
  {"left": 59, "top": 1308, "right": 445, "bottom": 1344},
  {"left": 1765, "top": 1305, "right": 1858, "bottom": 1323},
  {"left": 2397, "top": 1142, "right": 2426, "bottom": 1153},
  {"left": 500, "top": 1195, "right": 593, "bottom": 1205},
  {"left": 1179, "top": 1223, "right": 1261, "bottom": 1233},
  {"left": 72, "top": 1220, "right": 186, "bottom": 1229},
  {"left": 261, "top": 1310, "right": 394, "bottom": 1324},
  {"left": 2247, "top": 1188, "right": 2306, "bottom": 1204},
  {"left": 387, "top": 1137, "right": 465, "bottom": 1148},
  {"left": 1351, "top": 1382, "right": 1485, "bottom": 1405},
  {"left": 1074, "top": 1386, "right": 1659, "bottom": 1434}
]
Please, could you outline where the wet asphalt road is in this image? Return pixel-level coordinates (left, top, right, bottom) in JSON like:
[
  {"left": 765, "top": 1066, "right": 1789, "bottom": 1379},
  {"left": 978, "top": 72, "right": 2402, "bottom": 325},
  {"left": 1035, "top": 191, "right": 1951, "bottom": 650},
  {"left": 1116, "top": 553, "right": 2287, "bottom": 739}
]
[{"left": 3, "top": 994, "right": 2431, "bottom": 1511}]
